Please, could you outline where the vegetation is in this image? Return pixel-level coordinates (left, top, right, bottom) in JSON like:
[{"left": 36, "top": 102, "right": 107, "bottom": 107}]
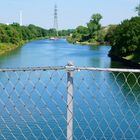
[
  {"left": 0, "top": 23, "right": 73, "bottom": 54},
  {"left": 135, "top": 4, "right": 140, "bottom": 16},
  {"left": 1, "top": 3, "right": 140, "bottom": 65},
  {"left": 106, "top": 16, "right": 140, "bottom": 63},
  {"left": 0, "top": 23, "right": 48, "bottom": 54},
  {"left": 67, "top": 4, "right": 140, "bottom": 65},
  {"left": 67, "top": 13, "right": 107, "bottom": 45},
  {"left": 58, "top": 29, "right": 74, "bottom": 37}
]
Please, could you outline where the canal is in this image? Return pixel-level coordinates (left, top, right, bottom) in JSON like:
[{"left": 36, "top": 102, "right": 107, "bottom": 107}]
[
  {"left": 0, "top": 39, "right": 140, "bottom": 139},
  {"left": 0, "top": 39, "right": 122, "bottom": 68}
]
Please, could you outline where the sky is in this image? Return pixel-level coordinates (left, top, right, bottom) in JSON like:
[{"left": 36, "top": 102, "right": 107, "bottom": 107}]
[{"left": 0, "top": 0, "right": 139, "bottom": 29}]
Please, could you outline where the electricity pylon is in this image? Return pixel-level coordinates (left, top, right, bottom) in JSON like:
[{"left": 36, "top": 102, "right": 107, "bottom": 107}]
[{"left": 53, "top": 5, "right": 58, "bottom": 36}]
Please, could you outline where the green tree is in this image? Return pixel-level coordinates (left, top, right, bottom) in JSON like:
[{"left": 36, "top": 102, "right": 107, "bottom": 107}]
[
  {"left": 76, "top": 26, "right": 89, "bottom": 34},
  {"left": 109, "top": 17, "right": 140, "bottom": 57},
  {"left": 105, "top": 25, "right": 117, "bottom": 44},
  {"left": 67, "top": 13, "right": 104, "bottom": 44},
  {"left": 76, "top": 26, "right": 90, "bottom": 41},
  {"left": 87, "top": 13, "right": 102, "bottom": 37},
  {"left": 135, "top": 4, "right": 140, "bottom": 16}
]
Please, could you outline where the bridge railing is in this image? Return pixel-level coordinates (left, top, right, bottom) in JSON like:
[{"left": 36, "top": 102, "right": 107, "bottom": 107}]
[{"left": 0, "top": 63, "right": 140, "bottom": 140}]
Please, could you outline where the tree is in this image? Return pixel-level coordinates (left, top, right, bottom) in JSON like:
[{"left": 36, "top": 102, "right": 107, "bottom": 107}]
[
  {"left": 58, "top": 29, "right": 74, "bottom": 36},
  {"left": 11, "top": 22, "right": 20, "bottom": 27},
  {"left": 87, "top": 13, "right": 102, "bottom": 37},
  {"left": 135, "top": 4, "right": 140, "bottom": 16},
  {"left": 105, "top": 25, "right": 117, "bottom": 44},
  {"left": 76, "top": 26, "right": 89, "bottom": 34},
  {"left": 91, "top": 14, "right": 102, "bottom": 24},
  {"left": 0, "top": 23, "right": 50, "bottom": 44},
  {"left": 67, "top": 13, "right": 104, "bottom": 43},
  {"left": 108, "top": 17, "right": 140, "bottom": 57}
]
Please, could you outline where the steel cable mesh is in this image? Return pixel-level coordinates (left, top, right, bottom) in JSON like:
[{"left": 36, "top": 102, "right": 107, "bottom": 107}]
[
  {"left": 0, "top": 69, "right": 67, "bottom": 140},
  {"left": 0, "top": 66, "right": 140, "bottom": 140},
  {"left": 73, "top": 70, "right": 140, "bottom": 140}
]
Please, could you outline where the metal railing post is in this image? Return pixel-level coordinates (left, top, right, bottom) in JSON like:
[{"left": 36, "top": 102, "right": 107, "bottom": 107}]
[{"left": 66, "top": 62, "right": 74, "bottom": 140}]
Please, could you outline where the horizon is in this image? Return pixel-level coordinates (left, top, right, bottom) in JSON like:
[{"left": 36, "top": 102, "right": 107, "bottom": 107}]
[{"left": 0, "top": 0, "right": 139, "bottom": 30}]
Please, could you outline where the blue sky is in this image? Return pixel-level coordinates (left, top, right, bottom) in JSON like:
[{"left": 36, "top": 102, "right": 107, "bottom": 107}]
[{"left": 0, "top": 0, "right": 139, "bottom": 29}]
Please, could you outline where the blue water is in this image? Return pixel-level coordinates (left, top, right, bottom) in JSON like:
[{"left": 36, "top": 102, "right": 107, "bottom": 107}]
[
  {"left": 0, "top": 39, "right": 112, "bottom": 68},
  {"left": 0, "top": 39, "right": 140, "bottom": 139}
]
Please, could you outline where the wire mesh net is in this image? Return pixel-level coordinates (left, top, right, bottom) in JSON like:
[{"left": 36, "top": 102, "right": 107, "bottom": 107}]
[
  {"left": 74, "top": 69, "right": 140, "bottom": 140},
  {"left": 0, "top": 69, "right": 67, "bottom": 140},
  {"left": 0, "top": 67, "right": 140, "bottom": 140}
]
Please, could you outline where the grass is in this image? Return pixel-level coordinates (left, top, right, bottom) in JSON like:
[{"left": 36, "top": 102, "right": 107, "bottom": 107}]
[
  {"left": 123, "top": 53, "right": 140, "bottom": 64},
  {"left": 0, "top": 43, "right": 18, "bottom": 55},
  {"left": 123, "top": 54, "right": 134, "bottom": 60},
  {"left": 0, "top": 37, "right": 49, "bottom": 55}
]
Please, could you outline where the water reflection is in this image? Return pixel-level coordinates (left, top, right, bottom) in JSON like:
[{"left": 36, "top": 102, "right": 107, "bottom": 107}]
[
  {"left": 0, "top": 39, "right": 113, "bottom": 68},
  {"left": 0, "top": 48, "right": 22, "bottom": 68},
  {"left": 0, "top": 39, "right": 139, "bottom": 139}
]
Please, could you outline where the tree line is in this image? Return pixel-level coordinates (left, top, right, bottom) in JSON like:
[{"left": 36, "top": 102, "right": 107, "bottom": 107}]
[
  {"left": 105, "top": 4, "right": 140, "bottom": 63},
  {"left": 0, "top": 23, "right": 73, "bottom": 44},
  {"left": 106, "top": 17, "right": 140, "bottom": 57},
  {"left": 67, "top": 13, "right": 107, "bottom": 45},
  {"left": 0, "top": 23, "right": 48, "bottom": 45},
  {"left": 0, "top": 3, "right": 139, "bottom": 61},
  {"left": 0, "top": 23, "right": 73, "bottom": 54},
  {"left": 67, "top": 3, "right": 140, "bottom": 63}
]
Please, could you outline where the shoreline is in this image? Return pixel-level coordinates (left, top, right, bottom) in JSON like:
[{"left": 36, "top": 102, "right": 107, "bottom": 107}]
[
  {"left": 67, "top": 36, "right": 107, "bottom": 46},
  {"left": 2, "top": 38, "right": 140, "bottom": 69},
  {"left": 0, "top": 43, "right": 24, "bottom": 56},
  {"left": 75, "top": 41, "right": 100, "bottom": 46},
  {"left": 109, "top": 54, "right": 140, "bottom": 69},
  {"left": 0, "top": 37, "right": 48, "bottom": 56},
  {"left": 68, "top": 39, "right": 140, "bottom": 68},
  {"left": 67, "top": 40, "right": 106, "bottom": 46}
]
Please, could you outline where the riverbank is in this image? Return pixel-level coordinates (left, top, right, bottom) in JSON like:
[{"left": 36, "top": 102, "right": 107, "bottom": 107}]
[
  {"left": 75, "top": 41, "right": 101, "bottom": 46},
  {"left": 109, "top": 54, "right": 140, "bottom": 69},
  {"left": 0, "top": 37, "right": 48, "bottom": 56},
  {"left": 0, "top": 39, "right": 114, "bottom": 68},
  {"left": 67, "top": 37, "right": 105, "bottom": 46},
  {"left": 0, "top": 23, "right": 53, "bottom": 56},
  {"left": 0, "top": 42, "right": 24, "bottom": 55}
]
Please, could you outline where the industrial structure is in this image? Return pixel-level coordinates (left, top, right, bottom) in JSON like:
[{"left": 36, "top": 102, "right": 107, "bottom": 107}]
[{"left": 53, "top": 5, "right": 58, "bottom": 36}]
